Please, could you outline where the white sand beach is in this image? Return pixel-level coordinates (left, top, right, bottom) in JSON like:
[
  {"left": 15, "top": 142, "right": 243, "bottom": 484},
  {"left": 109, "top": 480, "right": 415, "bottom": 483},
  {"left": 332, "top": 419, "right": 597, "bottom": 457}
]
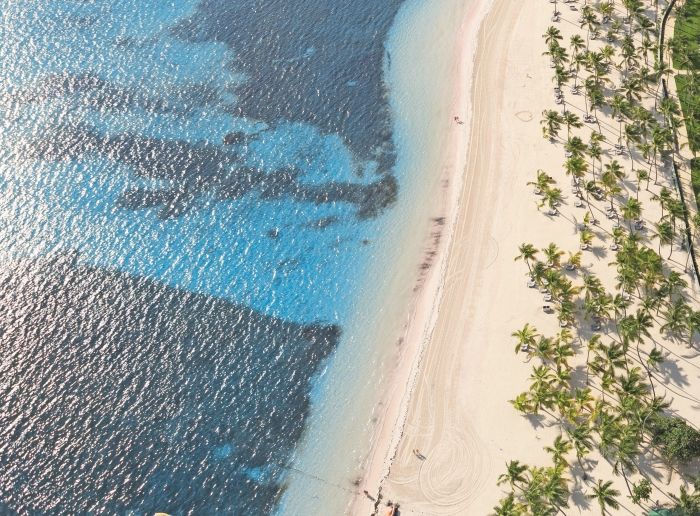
[{"left": 357, "top": 0, "right": 700, "bottom": 513}]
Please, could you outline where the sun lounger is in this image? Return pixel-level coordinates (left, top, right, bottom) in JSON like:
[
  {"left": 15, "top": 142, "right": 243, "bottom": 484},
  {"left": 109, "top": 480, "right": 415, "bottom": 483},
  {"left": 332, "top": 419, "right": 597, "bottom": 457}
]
[
  {"left": 574, "top": 200, "right": 584, "bottom": 207},
  {"left": 543, "top": 305, "right": 552, "bottom": 312},
  {"left": 527, "top": 280, "right": 537, "bottom": 288}
]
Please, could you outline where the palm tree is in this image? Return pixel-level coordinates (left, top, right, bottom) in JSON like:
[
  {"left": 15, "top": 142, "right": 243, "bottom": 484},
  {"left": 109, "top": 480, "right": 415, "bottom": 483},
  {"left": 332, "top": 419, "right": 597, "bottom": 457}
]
[
  {"left": 512, "top": 323, "right": 539, "bottom": 354},
  {"left": 661, "top": 271, "right": 688, "bottom": 304},
  {"left": 540, "top": 187, "right": 564, "bottom": 211},
  {"left": 544, "top": 243, "right": 565, "bottom": 268},
  {"left": 619, "top": 35, "right": 638, "bottom": 78},
  {"left": 646, "top": 347, "right": 665, "bottom": 397},
  {"left": 544, "top": 436, "right": 573, "bottom": 470},
  {"left": 527, "top": 169, "right": 555, "bottom": 192},
  {"left": 651, "top": 221, "right": 674, "bottom": 258},
  {"left": 600, "top": 172, "right": 622, "bottom": 212},
  {"left": 623, "top": 124, "right": 641, "bottom": 173},
  {"left": 609, "top": 95, "right": 628, "bottom": 145},
  {"left": 567, "top": 251, "right": 582, "bottom": 270},
  {"left": 661, "top": 299, "right": 690, "bottom": 337},
  {"left": 566, "top": 424, "right": 594, "bottom": 477},
  {"left": 611, "top": 428, "right": 641, "bottom": 499},
  {"left": 581, "top": 7, "right": 601, "bottom": 49},
  {"left": 585, "top": 479, "right": 621, "bottom": 516},
  {"left": 650, "top": 125, "right": 673, "bottom": 184},
  {"left": 543, "top": 26, "right": 563, "bottom": 46},
  {"left": 651, "top": 187, "right": 673, "bottom": 219},
  {"left": 597, "top": 1, "right": 613, "bottom": 21},
  {"left": 564, "top": 156, "right": 588, "bottom": 183},
  {"left": 565, "top": 136, "right": 587, "bottom": 158},
  {"left": 490, "top": 493, "right": 522, "bottom": 516},
  {"left": 515, "top": 244, "right": 539, "bottom": 273},
  {"left": 498, "top": 460, "right": 529, "bottom": 489},
  {"left": 620, "top": 198, "right": 642, "bottom": 231},
  {"left": 541, "top": 110, "right": 564, "bottom": 139},
  {"left": 586, "top": 80, "right": 605, "bottom": 128},
  {"left": 580, "top": 229, "right": 595, "bottom": 249},
  {"left": 667, "top": 485, "right": 700, "bottom": 516},
  {"left": 584, "top": 333, "right": 601, "bottom": 386},
  {"left": 553, "top": 65, "right": 570, "bottom": 90},
  {"left": 667, "top": 199, "right": 687, "bottom": 238},
  {"left": 570, "top": 34, "right": 586, "bottom": 58},
  {"left": 601, "top": 44, "right": 616, "bottom": 65},
  {"left": 582, "top": 180, "right": 598, "bottom": 213},
  {"left": 659, "top": 97, "right": 681, "bottom": 128},
  {"left": 639, "top": 38, "right": 655, "bottom": 66},
  {"left": 687, "top": 310, "right": 700, "bottom": 348},
  {"left": 652, "top": 60, "right": 674, "bottom": 111},
  {"left": 572, "top": 53, "right": 588, "bottom": 89},
  {"left": 587, "top": 142, "right": 603, "bottom": 181},
  {"left": 635, "top": 169, "right": 649, "bottom": 198},
  {"left": 563, "top": 113, "right": 583, "bottom": 140},
  {"left": 529, "top": 336, "right": 555, "bottom": 363}
]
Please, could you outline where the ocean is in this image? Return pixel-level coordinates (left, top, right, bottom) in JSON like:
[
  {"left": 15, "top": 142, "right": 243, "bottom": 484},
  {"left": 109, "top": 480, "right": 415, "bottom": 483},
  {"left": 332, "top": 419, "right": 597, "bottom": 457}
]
[{"left": 0, "top": 0, "right": 466, "bottom": 513}]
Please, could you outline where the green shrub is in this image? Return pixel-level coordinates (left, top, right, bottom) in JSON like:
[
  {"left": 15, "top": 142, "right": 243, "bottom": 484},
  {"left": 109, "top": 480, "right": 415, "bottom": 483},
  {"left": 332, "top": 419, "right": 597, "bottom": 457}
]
[{"left": 650, "top": 416, "right": 700, "bottom": 466}]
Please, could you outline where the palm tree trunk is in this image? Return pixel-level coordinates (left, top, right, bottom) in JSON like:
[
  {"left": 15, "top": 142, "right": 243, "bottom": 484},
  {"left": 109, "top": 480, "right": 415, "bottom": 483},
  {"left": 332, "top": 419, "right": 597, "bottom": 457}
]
[{"left": 637, "top": 341, "right": 656, "bottom": 397}]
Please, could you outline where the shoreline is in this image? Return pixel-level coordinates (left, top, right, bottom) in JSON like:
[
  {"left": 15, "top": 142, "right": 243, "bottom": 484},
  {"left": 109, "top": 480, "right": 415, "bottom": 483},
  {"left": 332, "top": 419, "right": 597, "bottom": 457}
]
[{"left": 353, "top": 0, "right": 494, "bottom": 512}]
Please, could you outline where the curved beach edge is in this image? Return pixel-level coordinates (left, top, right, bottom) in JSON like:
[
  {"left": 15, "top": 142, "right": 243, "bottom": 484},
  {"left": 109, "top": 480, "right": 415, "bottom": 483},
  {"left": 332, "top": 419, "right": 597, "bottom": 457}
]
[{"left": 351, "top": 0, "right": 496, "bottom": 512}]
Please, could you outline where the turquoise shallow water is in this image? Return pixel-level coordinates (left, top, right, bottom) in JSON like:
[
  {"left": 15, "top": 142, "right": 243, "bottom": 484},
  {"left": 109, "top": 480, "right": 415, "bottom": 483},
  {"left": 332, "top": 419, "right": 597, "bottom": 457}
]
[{"left": 0, "top": 0, "right": 423, "bottom": 514}]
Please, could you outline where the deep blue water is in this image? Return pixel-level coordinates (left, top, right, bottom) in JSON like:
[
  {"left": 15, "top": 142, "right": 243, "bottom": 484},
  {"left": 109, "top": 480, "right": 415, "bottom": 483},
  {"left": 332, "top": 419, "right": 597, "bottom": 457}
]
[{"left": 0, "top": 0, "right": 405, "bottom": 514}]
